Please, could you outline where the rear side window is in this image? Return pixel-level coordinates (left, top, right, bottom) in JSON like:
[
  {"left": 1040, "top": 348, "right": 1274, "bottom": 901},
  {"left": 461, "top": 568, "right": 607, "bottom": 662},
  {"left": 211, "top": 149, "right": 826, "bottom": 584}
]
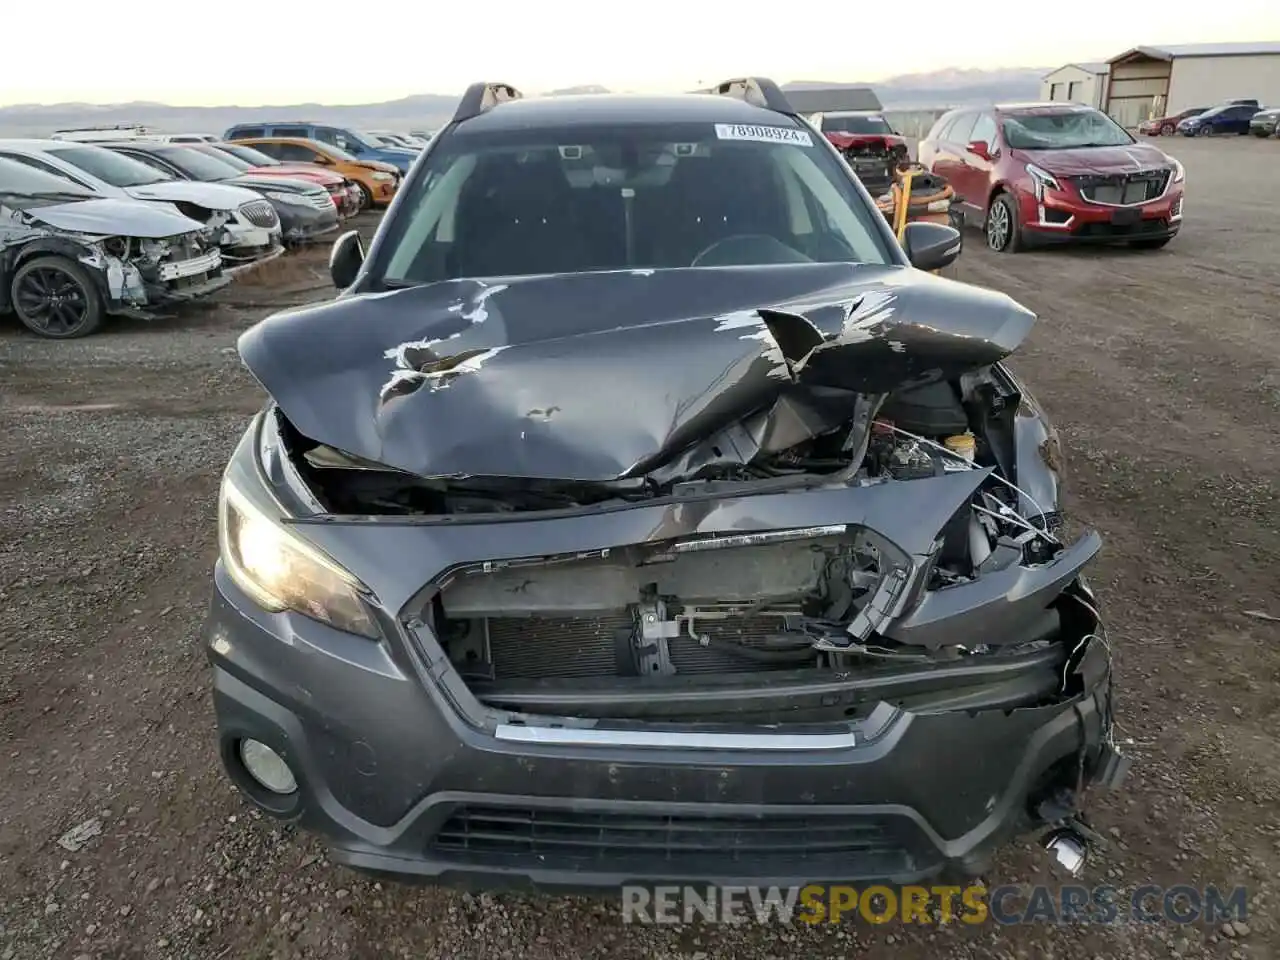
[
  {"left": 926, "top": 113, "right": 957, "bottom": 141},
  {"left": 948, "top": 113, "right": 978, "bottom": 145},
  {"left": 274, "top": 126, "right": 310, "bottom": 139},
  {"left": 275, "top": 143, "right": 325, "bottom": 163},
  {"left": 228, "top": 126, "right": 265, "bottom": 139},
  {"left": 374, "top": 120, "right": 894, "bottom": 285}
]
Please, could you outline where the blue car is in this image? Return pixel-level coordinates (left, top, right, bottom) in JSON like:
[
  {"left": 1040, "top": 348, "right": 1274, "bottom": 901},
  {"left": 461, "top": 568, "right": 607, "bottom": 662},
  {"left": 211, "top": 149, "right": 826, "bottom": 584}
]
[
  {"left": 1177, "top": 103, "right": 1261, "bottom": 136},
  {"left": 222, "top": 122, "right": 419, "bottom": 173}
]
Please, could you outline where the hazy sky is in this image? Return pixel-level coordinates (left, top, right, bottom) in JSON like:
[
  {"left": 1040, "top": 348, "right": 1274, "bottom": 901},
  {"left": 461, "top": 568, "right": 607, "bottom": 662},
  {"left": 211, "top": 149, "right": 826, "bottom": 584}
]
[{"left": 5, "top": 0, "right": 1278, "bottom": 106}]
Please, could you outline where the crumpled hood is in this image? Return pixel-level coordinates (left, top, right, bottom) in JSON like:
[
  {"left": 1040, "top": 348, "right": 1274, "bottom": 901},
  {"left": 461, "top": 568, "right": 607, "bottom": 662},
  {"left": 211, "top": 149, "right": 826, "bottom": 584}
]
[
  {"left": 24, "top": 197, "right": 204, "bottom": 238},
  {"left": 239, "top": 263, "right": 1036, "bottom": 482},
  {"left": 125, "top": 180, "right": 263, "bottom": 210},
  {"left": 1016, "top": 142, "right": 1174, "bottom": 176}
]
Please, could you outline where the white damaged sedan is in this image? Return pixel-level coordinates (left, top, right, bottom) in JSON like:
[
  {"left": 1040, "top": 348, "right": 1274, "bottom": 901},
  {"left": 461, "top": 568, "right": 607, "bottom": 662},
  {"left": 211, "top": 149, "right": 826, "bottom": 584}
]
[
  {"left": 0, "top": 139, "right": 283, "bottom": 270},
  {"left": 0, "top": 157, "right": 230, "bottom": 338}
]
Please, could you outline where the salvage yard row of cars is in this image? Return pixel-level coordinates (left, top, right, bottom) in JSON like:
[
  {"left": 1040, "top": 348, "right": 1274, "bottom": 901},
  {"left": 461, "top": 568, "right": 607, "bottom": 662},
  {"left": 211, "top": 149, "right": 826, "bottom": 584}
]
[
  {"left": 1138, "top": 97, "right": 1280, "bottom": 137},
  {"left": 0, "top": 127, "right": 415, "bottom": 337}
]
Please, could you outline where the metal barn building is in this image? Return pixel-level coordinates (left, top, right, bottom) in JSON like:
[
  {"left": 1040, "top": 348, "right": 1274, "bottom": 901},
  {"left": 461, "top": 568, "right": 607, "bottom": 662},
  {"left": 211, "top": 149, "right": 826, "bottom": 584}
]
[
  {"left": 1103, "top": 42, "right": 1280, "bottom": 127},
  {"left": 1039, "top": 63, "right": 1110, "bottom": 108}
]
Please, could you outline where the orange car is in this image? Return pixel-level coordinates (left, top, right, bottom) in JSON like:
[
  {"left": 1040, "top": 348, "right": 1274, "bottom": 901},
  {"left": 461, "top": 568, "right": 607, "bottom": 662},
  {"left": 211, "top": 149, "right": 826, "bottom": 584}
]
[{"left": 230, "top": 137, "right": 401, "bottom": 208}]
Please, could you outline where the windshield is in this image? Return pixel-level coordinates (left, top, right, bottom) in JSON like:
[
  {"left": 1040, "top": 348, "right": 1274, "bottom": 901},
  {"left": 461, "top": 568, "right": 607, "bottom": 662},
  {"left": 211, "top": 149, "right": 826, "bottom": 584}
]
[
  {"left": 376, "top": 120, "right": 893, "bottom": 285},
  {"left": 317, "top": 141, "right": 359, "bottom": 162},
  {"left": 218, "top": 143, "right": 280, "bottom": 166},
  {"left": 196, "top": 146, "right": 251, "bottom": 170},
  {"left": 48, "top": 145, "right": 174, "bottom": 187},
  {"left": 1002, "top": 109, "right": 1134, "bottom": 149},
  {"left": 348, "top": 130, "right": 385, "bottom": 149},
  {"left": 822, "top": 114, "right": 895, "bottom": 135},
  {"left": 0, "top": 157, "right": 98, "bottom": 206},
  {"left": 153, "top": 146, "right": 242, "bottom": 181}
]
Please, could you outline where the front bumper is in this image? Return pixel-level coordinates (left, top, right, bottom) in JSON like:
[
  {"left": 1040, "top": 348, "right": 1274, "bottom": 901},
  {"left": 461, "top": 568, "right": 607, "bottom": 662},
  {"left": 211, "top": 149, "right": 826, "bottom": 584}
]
[
  {"left": 278, "top": 204, "right": 341, "bottom": 245},
  {"left": 1016, "top": 183, "right": 1183, "bottom": 245},
  {"left": 207, "top": 561, "right": 1118, "bottom": 890}
]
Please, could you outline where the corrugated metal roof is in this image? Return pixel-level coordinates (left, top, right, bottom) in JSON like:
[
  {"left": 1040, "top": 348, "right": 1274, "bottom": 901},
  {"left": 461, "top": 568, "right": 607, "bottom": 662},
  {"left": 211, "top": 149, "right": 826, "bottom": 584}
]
[
  {"left": 1043, "top": 61, "right": 1110, "bottom": 80},
  {"left": 779, "top": 84, "right": 882, "bottom": 113},
  {"left": 1111, "top": 41, "right": 1280, "bottom": 62}
]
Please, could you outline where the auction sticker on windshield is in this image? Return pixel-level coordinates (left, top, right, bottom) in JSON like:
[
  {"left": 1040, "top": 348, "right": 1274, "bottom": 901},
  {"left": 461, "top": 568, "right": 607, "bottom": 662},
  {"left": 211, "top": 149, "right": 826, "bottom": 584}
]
[{"left": 715, "top": 124, "right": 813, "bottom": 146}]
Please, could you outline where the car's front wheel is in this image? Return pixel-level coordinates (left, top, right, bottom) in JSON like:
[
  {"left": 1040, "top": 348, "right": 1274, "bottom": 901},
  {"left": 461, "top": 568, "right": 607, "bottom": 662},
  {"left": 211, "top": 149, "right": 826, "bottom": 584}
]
[
  {"left": 984, "top": 193, "right": 1022, "bottom": 253},
  {"left": 355, "top": 181, "right": 374, "bottom": 209},
  {"left": 1160, "top": 123, "right": 1175, "bottom": 135},
  {"left": 10, "top": 255, "right": 105, "bottom": 339}
]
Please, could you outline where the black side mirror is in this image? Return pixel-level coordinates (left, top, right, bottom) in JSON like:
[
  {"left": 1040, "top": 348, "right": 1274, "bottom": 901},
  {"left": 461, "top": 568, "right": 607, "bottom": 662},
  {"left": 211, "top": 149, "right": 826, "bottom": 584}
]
[
  {"left": 902, "top": 221, "right": 962, "bottom": 272},
  {"left": 329, "top": 229, "right": 365, "bottom": 289}
]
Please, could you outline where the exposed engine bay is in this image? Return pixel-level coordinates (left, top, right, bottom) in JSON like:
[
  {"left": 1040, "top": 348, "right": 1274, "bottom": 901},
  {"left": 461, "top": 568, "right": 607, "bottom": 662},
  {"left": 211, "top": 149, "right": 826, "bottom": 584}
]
[
  {"left": 243, "top": 264, "right": 1099, "bottom": 723},
  {"left": 269, "top": 364, "right": 1089, "bottom": 719}
]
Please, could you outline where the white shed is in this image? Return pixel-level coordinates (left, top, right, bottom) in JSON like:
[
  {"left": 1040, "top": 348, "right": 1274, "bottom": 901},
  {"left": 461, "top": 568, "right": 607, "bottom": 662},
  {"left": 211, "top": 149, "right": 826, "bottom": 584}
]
[
  {"left": 1103, "top": 42, "right": 1280, "bottom": 127},
  {"left": 1039, "top": 63, "right": 1110, "bottom": 108}
]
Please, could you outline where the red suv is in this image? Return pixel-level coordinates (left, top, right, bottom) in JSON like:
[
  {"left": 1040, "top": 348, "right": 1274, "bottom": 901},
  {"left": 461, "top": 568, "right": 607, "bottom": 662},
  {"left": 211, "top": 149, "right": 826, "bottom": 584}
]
[{"left": 918, "top": 103, "right": 1184, "bottom": 252}]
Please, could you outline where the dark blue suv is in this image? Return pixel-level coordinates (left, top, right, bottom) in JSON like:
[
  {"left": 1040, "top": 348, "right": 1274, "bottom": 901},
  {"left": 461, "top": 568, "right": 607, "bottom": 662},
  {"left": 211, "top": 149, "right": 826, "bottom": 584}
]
[{"left": 222, "top": 122, "right": 418, "bottom": 172}]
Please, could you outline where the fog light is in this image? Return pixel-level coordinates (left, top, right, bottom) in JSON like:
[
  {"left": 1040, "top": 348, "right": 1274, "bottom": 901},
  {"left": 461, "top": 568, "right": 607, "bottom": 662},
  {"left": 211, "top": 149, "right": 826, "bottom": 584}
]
[{"left": 239, "top": 739, "right": 297, "bottom": 794}]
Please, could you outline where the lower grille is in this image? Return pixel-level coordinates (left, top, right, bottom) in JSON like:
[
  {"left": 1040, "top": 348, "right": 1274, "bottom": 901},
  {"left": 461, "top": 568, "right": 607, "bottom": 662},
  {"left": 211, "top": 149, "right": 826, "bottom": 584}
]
[
  {"left": 430, "top": 804, "right": 913, "bottom": 872},
  {"left": 1076, "top": 169, "right": 1170, "bottom": 205},
  {"left": 238, "top": 199, "right": 279, "bottom": 228},
  {"left": 1076, "top": 218, "right": 1169, "bottom": 238}
]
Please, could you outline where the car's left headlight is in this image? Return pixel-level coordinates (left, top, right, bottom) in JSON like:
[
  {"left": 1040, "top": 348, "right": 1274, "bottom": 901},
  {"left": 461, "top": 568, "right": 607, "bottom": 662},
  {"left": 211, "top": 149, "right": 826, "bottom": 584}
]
[
  {"left": 265, "top": 191, "right": 311, "bottom": 206},
  {"left": 1171, "top": 158, "right": 1185, "bottom": 183},
  {"left": 370, "top": 172, "right": 393, "bottom": 181},
  {"left": 218, "top": 477, "right": 380, "bottom": 639}
]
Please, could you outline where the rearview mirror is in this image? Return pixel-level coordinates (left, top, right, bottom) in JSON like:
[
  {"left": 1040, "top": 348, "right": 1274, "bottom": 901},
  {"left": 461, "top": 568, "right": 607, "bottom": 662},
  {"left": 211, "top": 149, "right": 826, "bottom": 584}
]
[
  {"left": 329, "top": 229, "right": 366, "bottom": 289},
  {"left": 966, "top": 140, "right": 992, "bottom": 161},
  {"left": 902, "top": 221, "right": 962, "bottom": 272}
]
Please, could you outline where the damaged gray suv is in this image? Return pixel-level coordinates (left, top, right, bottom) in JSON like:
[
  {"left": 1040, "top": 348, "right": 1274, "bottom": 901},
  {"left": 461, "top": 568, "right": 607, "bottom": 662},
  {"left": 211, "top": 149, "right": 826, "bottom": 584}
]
[{"left": 206, "top": 78, "right": 1127, "bottom": 889}]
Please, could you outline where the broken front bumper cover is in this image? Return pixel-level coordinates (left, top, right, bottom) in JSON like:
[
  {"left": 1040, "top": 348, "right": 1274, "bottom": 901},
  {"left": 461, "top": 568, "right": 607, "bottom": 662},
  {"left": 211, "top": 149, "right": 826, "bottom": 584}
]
[{"left": 207, "top": 561, "right": 1118, "bottom": 889}]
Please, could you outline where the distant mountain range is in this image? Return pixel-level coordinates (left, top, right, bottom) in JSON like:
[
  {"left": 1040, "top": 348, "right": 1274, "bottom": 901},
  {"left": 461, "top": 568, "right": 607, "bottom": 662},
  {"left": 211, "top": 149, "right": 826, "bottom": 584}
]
[{"left": 0, "top": 68, "right": 1050, "bottom": 137}]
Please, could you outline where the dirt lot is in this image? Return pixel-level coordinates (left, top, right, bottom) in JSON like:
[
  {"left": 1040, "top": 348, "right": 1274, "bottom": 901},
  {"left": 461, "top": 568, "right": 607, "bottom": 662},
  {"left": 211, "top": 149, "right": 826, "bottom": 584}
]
[{"left": 2, "top": 135, "right": 1279, "bottom": 960}]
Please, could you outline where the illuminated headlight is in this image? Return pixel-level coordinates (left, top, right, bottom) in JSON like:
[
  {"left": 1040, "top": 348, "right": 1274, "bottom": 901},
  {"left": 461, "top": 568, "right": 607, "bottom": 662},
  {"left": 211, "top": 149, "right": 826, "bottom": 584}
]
[
  {"left": 265, "top": 190, "right": 311, "bottom": 206},
  {"left": 370, "top": 172, "right": 393, "bottom": 181},
  {"left": 218, "top": 477, "right": 380, "bottom": 638}
]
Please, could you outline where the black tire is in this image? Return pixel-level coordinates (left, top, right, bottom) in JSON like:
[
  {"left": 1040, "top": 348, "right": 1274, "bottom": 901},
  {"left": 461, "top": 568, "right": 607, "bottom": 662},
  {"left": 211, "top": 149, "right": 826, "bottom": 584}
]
[
  {"left": 1130, "top": 237, "right": 1173, "bottom": 250},
  {"left": 10, "top": 255, "right": 105, "bottom": 339},
  {"left": 1160, "top": 124, "right": 1175, "bottom": 136},
  {"left": 355, "top": 180, "right": 374, "bottom": 210},
  {"left": 984, "top": 192, "right": 1022, "bottom": 253}
]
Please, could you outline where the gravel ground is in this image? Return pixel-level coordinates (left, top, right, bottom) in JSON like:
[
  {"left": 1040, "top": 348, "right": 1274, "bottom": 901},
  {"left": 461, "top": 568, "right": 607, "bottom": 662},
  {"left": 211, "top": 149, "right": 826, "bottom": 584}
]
[{"left": 2, "top": 136, "right": 1279, "bottom": 959}]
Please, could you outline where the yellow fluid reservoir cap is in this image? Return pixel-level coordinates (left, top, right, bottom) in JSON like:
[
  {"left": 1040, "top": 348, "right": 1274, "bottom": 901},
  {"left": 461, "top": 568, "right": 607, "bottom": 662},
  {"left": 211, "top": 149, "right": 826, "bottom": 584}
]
[{"left": 944, "top": 432, "right": 976, "bottom": 460}]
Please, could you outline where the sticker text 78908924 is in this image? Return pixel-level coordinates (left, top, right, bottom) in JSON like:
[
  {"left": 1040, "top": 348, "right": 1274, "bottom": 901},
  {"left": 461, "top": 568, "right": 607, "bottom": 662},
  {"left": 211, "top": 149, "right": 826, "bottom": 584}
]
[{"left": 714, "top": 124, "right": 814, "bottom": 147}]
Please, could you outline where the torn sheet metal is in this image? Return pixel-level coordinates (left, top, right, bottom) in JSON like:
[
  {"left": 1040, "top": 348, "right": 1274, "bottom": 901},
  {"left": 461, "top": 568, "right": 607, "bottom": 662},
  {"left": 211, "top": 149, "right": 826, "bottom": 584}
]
[{"left": 240, "top": 263, "right": 1036, "bottom": 482}]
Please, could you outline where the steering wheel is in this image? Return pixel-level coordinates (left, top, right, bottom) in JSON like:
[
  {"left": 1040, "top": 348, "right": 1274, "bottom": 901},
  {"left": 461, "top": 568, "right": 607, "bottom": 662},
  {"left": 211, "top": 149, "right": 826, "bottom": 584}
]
[{"left": 690, "top": 234, "right": 809, "bottom": 268}]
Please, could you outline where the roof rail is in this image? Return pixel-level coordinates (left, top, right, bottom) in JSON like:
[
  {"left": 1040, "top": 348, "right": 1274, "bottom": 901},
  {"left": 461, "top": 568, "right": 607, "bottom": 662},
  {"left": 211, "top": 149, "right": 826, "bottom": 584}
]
[
  {"left": 453, "top": 82, "right": 524, "bottom": 123},
  {"left": 694, "top": 77, "right": 794, "bottom": 114}
]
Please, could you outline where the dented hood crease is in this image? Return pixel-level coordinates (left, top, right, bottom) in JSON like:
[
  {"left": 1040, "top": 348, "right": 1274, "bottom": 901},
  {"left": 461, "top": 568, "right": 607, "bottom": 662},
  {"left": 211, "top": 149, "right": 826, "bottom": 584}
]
[{"left": 239, "top": 263, "right": 1036, "bottom": 483}]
